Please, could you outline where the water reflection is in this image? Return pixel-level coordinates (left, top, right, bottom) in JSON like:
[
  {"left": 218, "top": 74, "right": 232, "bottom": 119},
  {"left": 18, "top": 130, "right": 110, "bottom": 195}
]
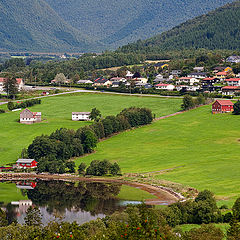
[{"left": 1, "top": 180, "right": 127, "bottom": 225}]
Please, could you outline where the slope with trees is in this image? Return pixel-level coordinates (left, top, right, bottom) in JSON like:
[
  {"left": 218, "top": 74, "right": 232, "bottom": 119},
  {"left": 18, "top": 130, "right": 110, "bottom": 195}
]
[{"left": 119, "top": 1, "right": 240, "bottom": 54}]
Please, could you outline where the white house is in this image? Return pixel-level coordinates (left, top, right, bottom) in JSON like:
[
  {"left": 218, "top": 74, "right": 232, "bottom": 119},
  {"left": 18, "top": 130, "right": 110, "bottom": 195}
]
[
  {"left": 77, "top": 80, "right": 93, "bottom": 84},
  {"left": 126, "top": 71, "right": 134, "bottom": 80},
  {"left": 0, "top": 78, "right": 24, "bottom": 92},
  {"left": 177, "top": 77, "right": 199, "bottom": 85},
  {"left": 72, "top": 112, "right": 91, "bottom": 121},
  {"left": 193, "top": 67, "right": 204, "bottom": 72},
  {"left": 155, "top": 84, "right": 175, "bottom": 91},
  {"left": 175, "top": 85, "right": 200, "bottom": 92},
  {"left": 187, "top": 72, "right": 208, "bottom": 79},
  {"left": 20, "top": 109, "right": 41, "bottom": 124},
  {"left": 224, "top": 78, "right": 240, "bottom": 86}
]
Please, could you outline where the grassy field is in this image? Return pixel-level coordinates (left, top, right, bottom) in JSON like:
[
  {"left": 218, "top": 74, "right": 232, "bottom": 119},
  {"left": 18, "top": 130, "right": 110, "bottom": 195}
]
[
  {"left": 77, "top": 105, "right": 240, "bottom": 205},
  {"left": 0, "top": 92, "right": 181, "bottom": 165},
  {"left": 117, "top": 185, "right": 157, "bottom": 201},
  {"left": 0, "top": 182, "right": 28, "bottom": 204}
]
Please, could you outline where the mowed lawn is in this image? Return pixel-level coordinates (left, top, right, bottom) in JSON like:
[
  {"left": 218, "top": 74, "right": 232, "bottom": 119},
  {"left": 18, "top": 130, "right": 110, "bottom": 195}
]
[
  {"left": 0, "top": 92, "right": 181, "bottom": 165},
  {"left": 77, "top": 105, "right": 240, "bottom": 204}
]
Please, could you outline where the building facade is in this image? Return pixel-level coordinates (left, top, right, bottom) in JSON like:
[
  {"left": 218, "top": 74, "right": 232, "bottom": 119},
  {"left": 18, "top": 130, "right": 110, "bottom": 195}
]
[{"left": 72, "top": 112, "right": 91, "bottom": 121}]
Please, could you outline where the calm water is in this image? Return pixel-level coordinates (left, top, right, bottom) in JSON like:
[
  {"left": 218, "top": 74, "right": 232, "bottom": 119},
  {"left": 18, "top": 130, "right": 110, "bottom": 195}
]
[{"left": 0, "top": 180, "right": 145, "bottom": 225}]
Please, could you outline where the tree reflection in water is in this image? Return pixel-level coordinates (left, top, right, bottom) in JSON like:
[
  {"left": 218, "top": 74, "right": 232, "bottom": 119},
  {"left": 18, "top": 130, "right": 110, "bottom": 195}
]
[{"left": 27, "top": 180, "right": 124, "bottom": 216}]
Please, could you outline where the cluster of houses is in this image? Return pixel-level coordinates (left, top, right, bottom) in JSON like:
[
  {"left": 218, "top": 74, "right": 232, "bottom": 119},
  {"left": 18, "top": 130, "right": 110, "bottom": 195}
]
[{"left": 74, "top": 60, "right": 240, "bottom": 96}]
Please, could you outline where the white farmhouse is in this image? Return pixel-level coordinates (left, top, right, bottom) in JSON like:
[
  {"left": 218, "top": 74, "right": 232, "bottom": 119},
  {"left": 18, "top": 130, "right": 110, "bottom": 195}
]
[{"left": 72, "top": 112, "right": 91, "bottom": 121}]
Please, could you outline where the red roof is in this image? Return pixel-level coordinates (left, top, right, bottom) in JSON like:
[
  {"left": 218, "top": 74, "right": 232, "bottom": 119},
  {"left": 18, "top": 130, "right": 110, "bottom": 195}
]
[
  {"left": 225, "top": 78, "right": 240, "bottom": 81},
  {"left": 0, "top": 78, "right": 22, "bottom": 84},
  {"left": 203, "top": 77, "right": 215, "bottom": 81},
  {"left": 179, "top": 77, "right": 192, "bottom": 80},
  {"left": 155, "top": 84, "right": 173, "bottom": 86},
  {"left": 222, "top": 86, "right": 240, "bottom": 90},
  {"left": 214, "top": 100, "right": 234, "bottom": 106},
  {"left": 216, "top": 72, "right": 227, "bottom": 75}
]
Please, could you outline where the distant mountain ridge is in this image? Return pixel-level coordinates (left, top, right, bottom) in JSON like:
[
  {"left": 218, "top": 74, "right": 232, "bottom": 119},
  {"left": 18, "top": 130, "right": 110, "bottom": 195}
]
[
  {"left": 119, "top": 1, "right": 240, "bottom": 53},
  {"left": 0, "top": 0, "right": 237, "bottom": 52},
  {"left": 46, "top": 0, "right": 235, "bottom": 49},
  {"left": 0, "top": 0, "right": 98, "bottom": 52}
]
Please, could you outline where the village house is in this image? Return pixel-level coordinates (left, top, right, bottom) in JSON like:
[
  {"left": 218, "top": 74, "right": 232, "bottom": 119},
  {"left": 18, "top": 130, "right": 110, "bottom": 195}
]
[
  {"left": 110, "top": 77, "right": 126, "bottom": 82},
  {"left": 77, "top": 80, "right": 93, "bottom": 84},
  {"left": 226, "top": 56, "right": 240, "bottom": 63},
  {"left": 20, "top": 108, "right": 41, "bottom": 124},
  {"left": 16, "top": 159, "right": 38, "bottom": 169},
  {"left": 72, "top": 112, "right": 91, "bottom": 121},
  {"left": 224, "top": 78, "right": 240, "bottom": 86},
  {"left": 175, "top": 85, "right": 200, "bottom": 92},
  {"left": 0, "top": 78, "right": 24, "bottom": 92},
  {"left": 126, "top": 71, "right": 134, "bottom": 80},
  {"left": 176, "top": 77, "right": 199, "bottom": 85},
  {"left": 187, "top": 72, "right": 208, "bottom": 79},
  {"left": 154, "top": 62, "right": 169, "bottom": 71},
  {"left": 212, "top": 100, "right": 234, "bottom": 113},
  {"left": 193, "top": 67, "right": 204, "bottom": 72},
  {"left": 93, "top": 77, "right": 112, "bottom": 87},
  {"left": 135, "top": 82, "right": 152, "bottom": 89},
  {"left": 215, "top": 71, "right": 228, "bottom": 80},
  {"left": 155, "top": 84, "right": 175, "bottom": 91},
  {"left": 221, "top": 86, "right": 240, "bottom": 95},
  {"left": 170, "top": 70, "right": 182, "bottom": 77}
]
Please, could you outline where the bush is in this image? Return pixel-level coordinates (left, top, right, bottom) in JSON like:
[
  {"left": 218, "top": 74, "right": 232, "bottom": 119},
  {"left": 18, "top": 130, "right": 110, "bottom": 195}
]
[
  {"left": 0, "top": 109, "right": 5, "bottom": 113},
  {"left": 86, "top": 160, "right": 121, "bottom": 176}
]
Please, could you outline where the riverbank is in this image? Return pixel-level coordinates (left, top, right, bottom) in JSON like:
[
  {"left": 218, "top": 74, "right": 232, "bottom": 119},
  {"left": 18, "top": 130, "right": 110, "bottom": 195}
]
[{"left": 0, "top": 172, "right": 182, "bottom": 205}]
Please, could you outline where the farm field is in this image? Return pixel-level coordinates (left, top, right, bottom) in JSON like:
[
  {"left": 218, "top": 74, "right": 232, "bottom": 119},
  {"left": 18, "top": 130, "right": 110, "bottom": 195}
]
[
  {"left": 77, "top": 105, "right": 240, "bottom": 205},
  {"left": 0, "top": 92, "right": 182, "bottom": 165}
]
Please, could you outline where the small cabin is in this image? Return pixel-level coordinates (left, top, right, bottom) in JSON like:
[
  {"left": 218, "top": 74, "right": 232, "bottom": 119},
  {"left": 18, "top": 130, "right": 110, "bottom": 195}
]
[
  {"left": 16, "top": 159, "right": 38, "bottom": 169},
  {"left": 72, "top": 112, "right": 91, "bottom": 121},
  {"left": 212, "top": 100, "right": 234, "bottom": 114},
  {"left": 20, "top": 108, "right": 41, "bottom": 124}
]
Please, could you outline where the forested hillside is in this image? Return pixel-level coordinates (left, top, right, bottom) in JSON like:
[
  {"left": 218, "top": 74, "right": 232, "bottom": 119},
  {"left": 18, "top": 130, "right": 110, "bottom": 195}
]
[
  {"left": 0, "top": 0, "right": 236, "bottom": 52},
  {"left": 0, "top": 0, "right": 97, "bottom": 52},
  {"left": 119, "top": 1, "right": 240, "bottom": 53},
  {"left": 46, "top": 0, "right": 235, "bottom": 48}
]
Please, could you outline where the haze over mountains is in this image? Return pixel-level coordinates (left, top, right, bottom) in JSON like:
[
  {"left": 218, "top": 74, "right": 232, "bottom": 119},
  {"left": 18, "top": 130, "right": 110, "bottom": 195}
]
[{"left": 0, "top": 0, "right": 236, "bottom": 52}]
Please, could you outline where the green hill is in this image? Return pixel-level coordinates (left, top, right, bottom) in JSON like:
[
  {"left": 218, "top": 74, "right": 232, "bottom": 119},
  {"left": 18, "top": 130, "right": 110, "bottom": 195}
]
[
  {"left": 46, "top": 0, "right": 235, "bottom": 49},
  {"left": 119, "top": 1, "right": 240, "bottom": 53},
  {"left": 0, "top": 0, "right": 98, "bottom": 52}
]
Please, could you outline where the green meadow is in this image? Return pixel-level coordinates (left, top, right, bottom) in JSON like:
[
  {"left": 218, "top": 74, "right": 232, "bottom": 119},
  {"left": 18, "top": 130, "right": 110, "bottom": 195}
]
[
  {"left": 77, "top": 105, "right": 240, "bottom": 205},
  {"left": 0, "top": 92, "right": 181, "bottom": 165}
]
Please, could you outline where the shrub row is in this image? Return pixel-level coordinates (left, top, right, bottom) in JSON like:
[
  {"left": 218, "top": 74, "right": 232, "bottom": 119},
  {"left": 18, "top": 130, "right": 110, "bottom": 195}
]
[
  {"left": 23, "top": 107, "right": 153, "bottom": 174},
  {"left": 8, "top": 99, "right": 41, "bottom": 110},
  {"left": 78, "top": 160, "right": 121, "bottom": 176}
]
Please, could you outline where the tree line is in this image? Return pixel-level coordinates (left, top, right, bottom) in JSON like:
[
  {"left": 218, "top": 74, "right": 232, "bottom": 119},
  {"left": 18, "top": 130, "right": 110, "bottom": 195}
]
[
  {"left": 22, "top": 107, "right": 153, "bottom": 174},
  {"left": 7, "top": 99, "right": 41, "bottom": 111}
]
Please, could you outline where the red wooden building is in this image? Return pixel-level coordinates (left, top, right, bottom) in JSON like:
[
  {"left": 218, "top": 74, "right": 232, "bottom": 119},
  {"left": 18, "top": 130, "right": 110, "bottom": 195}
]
[
  {"left": 212, "top": 100, "right": 234, "bottom": 114},
  {"left": 16, "top": 159, "right": 38, "bottom": 169}
]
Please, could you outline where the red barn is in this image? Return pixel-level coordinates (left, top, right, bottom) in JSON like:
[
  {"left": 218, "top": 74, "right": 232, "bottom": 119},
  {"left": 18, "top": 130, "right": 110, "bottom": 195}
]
[
  {"left": 212, "top": 100, "right": 234, "bottom": 114},
  {"left": 16, "top": 159, "right": 38, "bottom": 169}
]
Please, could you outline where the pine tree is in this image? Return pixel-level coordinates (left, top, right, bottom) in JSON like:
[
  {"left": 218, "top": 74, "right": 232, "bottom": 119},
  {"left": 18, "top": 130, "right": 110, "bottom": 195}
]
[{"left": 24, "top": 206, "right": 42, "bottom": 226}]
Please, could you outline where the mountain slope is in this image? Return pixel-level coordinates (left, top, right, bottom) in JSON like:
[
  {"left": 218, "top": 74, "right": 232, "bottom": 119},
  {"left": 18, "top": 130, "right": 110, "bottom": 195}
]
[
  {"left": 0, "top": 0, "right": 97, "bottom": 52},
  {"left": 46, "top": 0, "right": 235, "bottom": 48},
  {"left": 119, "top": 1, "right": 240, "bottom": 53}
]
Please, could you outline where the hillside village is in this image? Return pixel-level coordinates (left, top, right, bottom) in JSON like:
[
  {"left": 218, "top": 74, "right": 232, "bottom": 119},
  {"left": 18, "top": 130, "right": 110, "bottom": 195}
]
[{"left": 46, "top": 55, "right": 240, "bottom": 97}]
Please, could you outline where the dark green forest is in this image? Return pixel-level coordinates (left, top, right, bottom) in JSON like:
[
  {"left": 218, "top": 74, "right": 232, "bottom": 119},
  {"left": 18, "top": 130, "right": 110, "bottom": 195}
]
[{"left": 119, "top": 1, "right": 240, "bottom": 54}]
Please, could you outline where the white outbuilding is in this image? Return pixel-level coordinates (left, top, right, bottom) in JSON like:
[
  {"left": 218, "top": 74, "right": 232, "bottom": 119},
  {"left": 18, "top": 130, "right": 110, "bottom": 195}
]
[{"left": 72, "top": 112, "right": 91, "bottom": 121}]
